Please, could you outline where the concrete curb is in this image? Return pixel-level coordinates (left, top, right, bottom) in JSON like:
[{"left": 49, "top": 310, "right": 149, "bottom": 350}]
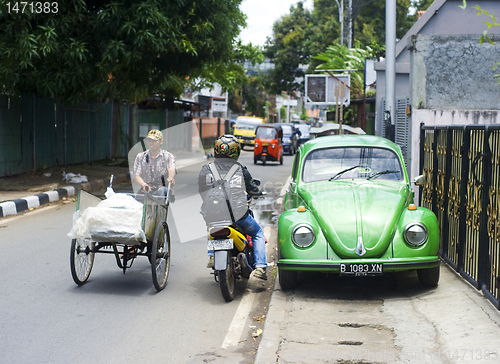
[
  {"left": 0, "top": 173, "right": 131, "bottom": 218},
  {"left": 254, "top": 175, "right": 291, "bottom": 363}
]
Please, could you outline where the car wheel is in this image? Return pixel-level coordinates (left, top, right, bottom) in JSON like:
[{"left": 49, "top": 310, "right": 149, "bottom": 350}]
[
  {"left": 279, "top": 268, "right": 297, "bottom": 290},
  {"left": 417, "top": 265, "right": 440, "bottom": 287}
]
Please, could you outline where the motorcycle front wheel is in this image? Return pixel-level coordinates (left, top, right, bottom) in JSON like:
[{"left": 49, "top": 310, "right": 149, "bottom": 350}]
[{"left": 219, "top": 252, "right": 236, "bottom": 302}]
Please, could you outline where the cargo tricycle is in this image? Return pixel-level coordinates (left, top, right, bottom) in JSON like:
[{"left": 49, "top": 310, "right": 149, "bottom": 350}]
[{"left": 69, "top": 183, "right": 171, "bottom": 291}]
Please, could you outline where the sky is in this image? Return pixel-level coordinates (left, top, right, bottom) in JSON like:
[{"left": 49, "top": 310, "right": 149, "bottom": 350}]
[{"left": 238, "top": 0, "right": 313, "bottom": 46}]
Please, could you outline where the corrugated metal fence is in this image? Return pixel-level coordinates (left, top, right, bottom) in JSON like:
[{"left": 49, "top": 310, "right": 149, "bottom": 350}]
[
  {"left": 0, "top": 95, "right": 187, "bottom": 177},
  {"left": 420, "top": 124, "right": 500, "bottom": 310}
]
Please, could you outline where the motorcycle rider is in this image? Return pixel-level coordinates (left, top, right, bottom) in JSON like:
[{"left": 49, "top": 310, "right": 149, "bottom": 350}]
[{"left": 198, "top": 135, "right": 267, "bottom": 280}]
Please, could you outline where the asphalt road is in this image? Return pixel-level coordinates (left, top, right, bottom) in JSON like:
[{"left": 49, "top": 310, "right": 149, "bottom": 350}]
[{"left": 0, "top": 149, "right": 293, "bottom": 364}]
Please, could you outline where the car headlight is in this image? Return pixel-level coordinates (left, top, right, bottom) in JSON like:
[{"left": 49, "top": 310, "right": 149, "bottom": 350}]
[
  {"left": 292, "top": 225, "right": 315, "bottom": 248},
  {"left": 403, "top": 222, "right": 428, "bottom": 247}
]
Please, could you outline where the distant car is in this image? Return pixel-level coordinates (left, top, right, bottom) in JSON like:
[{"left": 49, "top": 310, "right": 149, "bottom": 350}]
[
  {"left": 278, "top": 135, "right": 440, "bottom": 290},
  {"left": 281, "top": 123, "right": 299, "bottom": 155},
  {"left": 296, "top": 124, "right": 311, "bottom": 145}
]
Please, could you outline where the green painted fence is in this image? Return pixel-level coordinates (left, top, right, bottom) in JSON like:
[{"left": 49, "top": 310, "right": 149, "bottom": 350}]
[{"left": 0, "top": 95, "right": 192, "bottom": 177}]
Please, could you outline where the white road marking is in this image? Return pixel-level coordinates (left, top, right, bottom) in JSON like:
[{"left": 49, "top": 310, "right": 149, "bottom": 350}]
[{"left": 221, "top": 227, "right": 271, "bottom": 349}]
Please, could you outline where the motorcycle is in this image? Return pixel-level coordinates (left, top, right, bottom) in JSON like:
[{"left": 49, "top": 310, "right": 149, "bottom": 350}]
[
  {"left": 207, "top": 181, "right": 265, "bottom": 302},
  {"left": 208, "top": 223, "right": 255, "bottom": 302}
]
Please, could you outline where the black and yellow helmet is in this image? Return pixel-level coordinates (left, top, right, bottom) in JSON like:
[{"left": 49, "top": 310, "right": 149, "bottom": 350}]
[{"left": 214, "top": 135, "right": 241, "bottom": 160}]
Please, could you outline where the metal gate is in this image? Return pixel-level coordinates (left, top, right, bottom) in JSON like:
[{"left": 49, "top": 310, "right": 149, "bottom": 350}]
[
  {"left": 420, "top": 124, "right": 500, "bottom": 310},
  {"left": 382, "top": 97, "right": 411, "bottom": 171}
]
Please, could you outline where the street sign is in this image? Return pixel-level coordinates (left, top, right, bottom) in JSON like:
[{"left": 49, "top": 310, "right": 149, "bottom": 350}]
[
  {"left": 211, "top": 98, "right": 227, "bottom": 112},
  {"left": 283, "top": 99, "right": 298, "bottom": 106},
  {"left": 305, "top": 74, "right": 350, "bottom": 106}
]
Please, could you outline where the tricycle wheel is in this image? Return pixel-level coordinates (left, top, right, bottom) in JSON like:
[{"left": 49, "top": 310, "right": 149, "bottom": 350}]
[
  {"left": 219, "top": 253, "right": 235, "bottom": 302},
  {"left": 254, "top": 156, "right": 258, "bottom": 165},
  {"left": 70, "top": 238, "right": 95, "bottom": 285},
  {"left": 262, "top": 155, "right": 266, "bottom": 166},
  {"left": 278, "top": 267, "right": 297, "bottom": 290},
  {"left": 151, "top": 221, "right": 171, "bottom": 291},
  {"left": 417, "top": 265, "right": 440, "bottom": 287},
  {"left": 280, "top": 154, "right": 283, "bottom": 165}
]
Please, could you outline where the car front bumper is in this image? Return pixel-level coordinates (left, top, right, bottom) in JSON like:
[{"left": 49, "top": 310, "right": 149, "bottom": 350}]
[{"left": 278, "top": 257, "right": 440, "bottom": 272}]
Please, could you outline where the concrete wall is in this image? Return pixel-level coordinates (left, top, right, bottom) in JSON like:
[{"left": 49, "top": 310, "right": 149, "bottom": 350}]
[
  {"left": 408, "top": 33, "right": 500, "bottom": 184},
  {"left": 409, "top": 34, "right": 500, "bottom": 110},
  {"left": 410, "top": 109, "right": 499, "bottom": 184},
  {"left": 375, "top": 0, "right": 500, "bottom": 135}
]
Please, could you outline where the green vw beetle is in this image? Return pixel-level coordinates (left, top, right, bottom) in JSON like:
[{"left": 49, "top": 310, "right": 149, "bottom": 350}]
[{"left": 278, "top": 135, "right": 440, "bottom": 290}]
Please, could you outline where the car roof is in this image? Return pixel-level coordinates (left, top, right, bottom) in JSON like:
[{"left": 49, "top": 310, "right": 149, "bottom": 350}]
[{"left": 301, "top": 135, "right": 403, "bottom": 155}]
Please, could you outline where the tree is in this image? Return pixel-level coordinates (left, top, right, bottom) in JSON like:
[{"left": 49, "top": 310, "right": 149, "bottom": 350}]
[
  {"left": 264, "top": 1, "right": 314, "bottom": 95},
  {"left": 263, "top": 0, "right": 416, "bottom": 95},
  {"left": 0, "top": 0, "right": 246, "bottom": 104},
  {"left": 314, "top": 42, "right": 375, "bottom": 97}
]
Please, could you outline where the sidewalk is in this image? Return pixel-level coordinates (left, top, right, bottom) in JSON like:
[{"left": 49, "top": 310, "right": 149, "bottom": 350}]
[
  {"left": 255, "top": 265, "right": 500, "bottom": 364},
  {"left": 0, "top": 149, "right": 210, "bottom": 218}
]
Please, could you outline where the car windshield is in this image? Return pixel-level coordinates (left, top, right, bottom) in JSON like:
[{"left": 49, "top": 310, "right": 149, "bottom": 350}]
[
  {"left": 236, "top": 119, "right": 260, "bottom": 130},
  {"left": 282, "top": 125, "right": 292, "bottom": 135},
  {"left": 302, "top": 147, "right": 404, "bottom": 183},
  {"left": 256, "top": 127, "right": 276, "bottom": 139}
]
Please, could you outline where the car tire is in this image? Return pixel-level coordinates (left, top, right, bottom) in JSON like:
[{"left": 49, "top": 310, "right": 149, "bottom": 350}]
[
  {"left": 417, "top": 265, "right": 440, "bottom": 287},
  {"left": 278, "top": 268, "right": 297, "bottom": 290}
]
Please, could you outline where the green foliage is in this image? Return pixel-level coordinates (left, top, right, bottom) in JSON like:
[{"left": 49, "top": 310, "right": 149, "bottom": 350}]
[
  {"left": 314, "top": 42, "right": 376, "bottom": 97},
  {"left": 0, "top": 0, "right": 246, "bottom": 104},
  {"left": 264, "top": 0, "right": 415, "bottom": 94},
  {"left": 300, "top": 106, "right": 309, "bottom": 120},
  {"left": 264, "top": 2, "right": 314, "bottom": 94}
]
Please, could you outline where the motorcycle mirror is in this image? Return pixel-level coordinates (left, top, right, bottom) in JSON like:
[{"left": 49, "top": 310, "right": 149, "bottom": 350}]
[{"left": 253, "top": 179, "right": 261, "bottom": 186}]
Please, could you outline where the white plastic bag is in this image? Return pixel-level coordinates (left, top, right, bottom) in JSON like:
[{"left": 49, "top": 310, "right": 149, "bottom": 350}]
[{"left": 68, "top": 193, "right": 146, "bottom": 244}]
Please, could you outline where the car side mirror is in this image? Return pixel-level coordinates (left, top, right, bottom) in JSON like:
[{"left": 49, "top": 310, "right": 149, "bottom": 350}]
[
  {"left": 289, "top": 180, "right": 296, "bottom": 193},
  {"left": 413, "top": 175, "right": 425, "bottom": 186}
]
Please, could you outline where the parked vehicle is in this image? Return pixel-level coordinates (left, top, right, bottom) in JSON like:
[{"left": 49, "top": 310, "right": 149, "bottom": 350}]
[
  {"left": 278, "top": 135, "right": 440, "bottom": 290},
  {"left": 281, "top": 123, "right": 299, "bottom": 155},
  {"left": 296, "top": 124, "right": 311, "bottom": 145},
  {"left": 254, "top": 124, "right": 284, "bottom": 166},
  {"left": 233, "top": 116, "right": 265, "bottom": 149}
]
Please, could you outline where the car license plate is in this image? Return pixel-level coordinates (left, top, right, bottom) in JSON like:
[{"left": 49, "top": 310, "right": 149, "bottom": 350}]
[
  {"left": 339, "top": 263, "right": 383, "bottom": 276},
  {"left": 207, "top": 239, "right": 234, "bottom": 251}
]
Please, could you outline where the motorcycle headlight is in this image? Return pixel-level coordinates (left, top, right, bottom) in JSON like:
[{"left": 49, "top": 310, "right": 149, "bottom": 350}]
[
  {"left": 292, "top": 225, "right": 315, "bottom": 248},
  {"left": 403, "top": 222, "right": 428, "bottom": 247}
]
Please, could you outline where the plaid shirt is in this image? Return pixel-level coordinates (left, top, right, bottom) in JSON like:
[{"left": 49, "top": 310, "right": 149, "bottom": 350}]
[{"left": 134, "top": 150, "right": 176, "bottom": 186}]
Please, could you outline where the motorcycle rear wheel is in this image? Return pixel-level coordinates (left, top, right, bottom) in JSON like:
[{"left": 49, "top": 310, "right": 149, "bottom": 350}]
[{"left": 219, "top": 253, "right": 236, "bottom": 302}]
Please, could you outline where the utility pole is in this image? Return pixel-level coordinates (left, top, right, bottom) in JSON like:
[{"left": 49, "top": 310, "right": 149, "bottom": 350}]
[
  {"left": 348, "top": 0, "right": 352, "bottom": 49},
  {"left": 335, "top": 0, "right": 344, "bottom": 46},
  {"left": 385, "top": 0, "right": 396, "bottom": 141}
]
